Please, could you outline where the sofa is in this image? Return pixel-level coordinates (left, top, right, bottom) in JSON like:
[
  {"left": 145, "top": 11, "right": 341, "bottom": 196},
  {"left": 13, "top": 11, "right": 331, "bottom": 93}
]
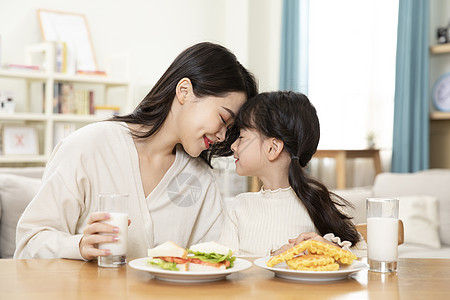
[
  {"left": 335, "top": 169, "right": 450, "bottom": 258},
  {"left": 0, "top": 167, "right": 44, "bottom": 258},
  {"left": 1, "top": 167, "right": 450, "bottom": 259}
]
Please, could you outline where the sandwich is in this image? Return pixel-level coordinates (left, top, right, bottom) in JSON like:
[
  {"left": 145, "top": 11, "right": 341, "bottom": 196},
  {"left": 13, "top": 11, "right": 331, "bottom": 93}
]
[
  {"left": 147, "top": 241, "right": 236, "bottom": 272},
  {"left": 147, "top": 241, "right": 189, "bottom": 271},
  {"left": 187, "top": 241, "right": 236, "bottom": 271}
]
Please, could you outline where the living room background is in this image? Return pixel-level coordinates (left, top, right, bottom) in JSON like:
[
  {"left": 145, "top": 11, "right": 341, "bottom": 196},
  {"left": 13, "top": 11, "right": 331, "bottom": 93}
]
[{"left": 2, "top": 0, "right": 446, "bottom": 190}]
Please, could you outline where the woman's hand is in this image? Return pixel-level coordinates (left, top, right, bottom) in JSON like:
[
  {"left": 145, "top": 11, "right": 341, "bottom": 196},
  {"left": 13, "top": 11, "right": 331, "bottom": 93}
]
[
  {"left": 288, "top": 232, "right": 335, "bottom": 246},
  {"left": 79, "top": 212, "right": 131, "bottom": 261}
]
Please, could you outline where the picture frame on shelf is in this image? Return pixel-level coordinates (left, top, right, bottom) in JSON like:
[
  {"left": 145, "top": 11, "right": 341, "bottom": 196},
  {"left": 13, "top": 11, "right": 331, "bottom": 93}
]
[
  {"left": 2, "top": 125, "right": 39, "bottom": 155},
  {"left": 37, "top": 9, "right": 97, "bottom": 74}
]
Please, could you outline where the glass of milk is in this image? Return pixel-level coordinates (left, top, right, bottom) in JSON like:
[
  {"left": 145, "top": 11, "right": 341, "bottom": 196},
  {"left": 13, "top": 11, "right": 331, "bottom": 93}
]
[
  {"left": 366, "top": 198, "right": 399, "bottom": 273},
  {"left": 97, "top": 193, "right": 128, "bottom": 268}
]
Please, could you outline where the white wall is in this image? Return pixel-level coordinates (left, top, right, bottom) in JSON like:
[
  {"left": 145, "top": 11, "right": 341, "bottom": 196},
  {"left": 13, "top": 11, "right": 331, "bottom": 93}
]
[
  {"left": 0, "top": 0, "right": 282, "bottom": 107},
  {"left": 248, "top": 0, "right": 282, "bottom": 92}
]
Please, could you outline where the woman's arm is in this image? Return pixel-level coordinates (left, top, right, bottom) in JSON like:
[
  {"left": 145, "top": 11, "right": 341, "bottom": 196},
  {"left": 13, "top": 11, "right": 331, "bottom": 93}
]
[
  {"left": 218, "top": 201, "right": 240, "bottom": 254},
  {"left": 186, "top": 179, "right": 225, "bottom": 245},
  {"left": 14, "top": 170, "right": 86, "bottom": 259}
]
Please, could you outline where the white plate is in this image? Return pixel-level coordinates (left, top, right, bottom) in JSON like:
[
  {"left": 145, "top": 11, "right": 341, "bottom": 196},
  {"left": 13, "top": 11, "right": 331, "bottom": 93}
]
[
  {"left": 128, "top": 257, "right": 252, "bottom": 283},
  {"left": 254, "top": 256, "right": 368, "bottom": 282}
]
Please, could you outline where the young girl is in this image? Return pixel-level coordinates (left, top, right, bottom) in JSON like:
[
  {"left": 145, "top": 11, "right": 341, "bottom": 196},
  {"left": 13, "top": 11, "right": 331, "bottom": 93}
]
[
  {"left": 14, "top": 42, "right": 258, "bottom": 260},
  {"left": 219, "top": 91, "right": 364, "bottom": 256}
]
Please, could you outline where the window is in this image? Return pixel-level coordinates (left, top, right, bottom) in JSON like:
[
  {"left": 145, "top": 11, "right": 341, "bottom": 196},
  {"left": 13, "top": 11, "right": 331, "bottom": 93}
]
[{"left": 308, "top": 0, "right": 399, "bottom": 150}]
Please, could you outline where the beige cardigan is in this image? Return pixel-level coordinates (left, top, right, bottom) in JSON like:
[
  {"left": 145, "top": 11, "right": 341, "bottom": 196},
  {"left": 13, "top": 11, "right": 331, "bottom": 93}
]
[{"left": 15, "top": 122, "right": 223, "bottom": 259}]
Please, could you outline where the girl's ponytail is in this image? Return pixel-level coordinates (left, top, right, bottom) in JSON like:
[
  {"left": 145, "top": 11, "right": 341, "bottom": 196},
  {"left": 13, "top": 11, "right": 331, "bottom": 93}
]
[{"left": 289, "top": 155, "right": 360, "bottom": 244}]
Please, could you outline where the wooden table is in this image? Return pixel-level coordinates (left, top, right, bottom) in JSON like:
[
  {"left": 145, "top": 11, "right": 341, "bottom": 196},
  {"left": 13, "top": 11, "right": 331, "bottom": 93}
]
[
  {"left": 313, "top": 149, "right": 382, "bottom": 189},
  {"left": 1, "top": 257, "right": 449, "bottom": 299}
]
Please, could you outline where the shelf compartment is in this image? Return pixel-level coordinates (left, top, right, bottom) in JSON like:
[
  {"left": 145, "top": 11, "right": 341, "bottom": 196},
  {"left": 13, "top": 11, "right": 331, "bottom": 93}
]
[
  {"left": 0, "top": 69, "right": 48, "bottom": 81},
  {"left": 0, "top": 67, "right": 131, "bottom": 166},
  {"left": 53, "top": 74, "right": 129, "bottom": 86},
  {"left": 51, "top": 114, "right": 107, "bottom": 122},
  {"left": 0, "top": 69, "right": 129, "bottom": 86},
  {"left": 0, "top": 155, "right": 48, "bottom": 163},
  {"left": 430, "top": 111, "right": 450, "bottom": 120},
  {"left": 0, "top": 113, "right": 48, "bottom": 121},
  {"left": 430, "top": 44, "right": 450, "bottom": 54}
]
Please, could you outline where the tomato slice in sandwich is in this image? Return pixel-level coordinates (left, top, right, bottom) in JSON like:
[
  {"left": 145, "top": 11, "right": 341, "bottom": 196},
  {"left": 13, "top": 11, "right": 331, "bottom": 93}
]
[{"left": 157, "top": 256, "right": 189, "bottom": 264}]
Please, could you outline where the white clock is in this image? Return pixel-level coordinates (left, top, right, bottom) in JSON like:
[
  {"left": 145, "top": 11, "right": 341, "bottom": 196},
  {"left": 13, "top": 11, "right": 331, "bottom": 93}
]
[{"left": 432, "top": 73, "right": 450, "bottom": 111}]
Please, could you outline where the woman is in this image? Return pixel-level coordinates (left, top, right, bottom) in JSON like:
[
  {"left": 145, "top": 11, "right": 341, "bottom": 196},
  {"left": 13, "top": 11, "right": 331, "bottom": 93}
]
[{"left": 14, "top": 42, "right": 258, "bottom": 260}]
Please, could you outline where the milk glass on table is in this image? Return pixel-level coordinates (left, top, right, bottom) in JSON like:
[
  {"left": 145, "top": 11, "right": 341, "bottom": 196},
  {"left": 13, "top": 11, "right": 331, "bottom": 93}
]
[
  {"left": 366, "top": 198, "right": 399, "bottom": 273},
  {"left": 97, "top": 194, "right": 128, "bottom": 268}
]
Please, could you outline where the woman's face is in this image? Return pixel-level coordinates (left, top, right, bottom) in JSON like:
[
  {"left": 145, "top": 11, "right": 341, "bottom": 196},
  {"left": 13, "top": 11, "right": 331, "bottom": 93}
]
[{"left": 177, "top": 91, "right": 246, "bottom": 157}]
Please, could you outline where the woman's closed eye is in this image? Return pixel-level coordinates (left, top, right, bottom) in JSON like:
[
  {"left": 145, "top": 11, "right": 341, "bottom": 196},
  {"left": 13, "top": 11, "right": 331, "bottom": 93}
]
[
  {"left": 220, "top": 116, "right": 232, "bottom": 129},
  {"left": 221, "top": 116, "right": 235, "bottom": 130}
]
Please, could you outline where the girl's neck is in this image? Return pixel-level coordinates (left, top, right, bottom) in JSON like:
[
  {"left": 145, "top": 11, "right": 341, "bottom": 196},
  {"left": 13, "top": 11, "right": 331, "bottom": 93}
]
[
  {"left": 259, "top": 170, "right": 290, "bottom": 190},
  {"left": 257, "top": 150, "right": 291, "bottom": 190}
]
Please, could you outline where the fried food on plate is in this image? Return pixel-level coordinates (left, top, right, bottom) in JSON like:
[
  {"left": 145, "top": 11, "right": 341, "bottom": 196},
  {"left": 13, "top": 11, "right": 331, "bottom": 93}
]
[
  {"left": 266, "top": 241, "right": 310, "bottom": 268},
  {"left": 285, "top": 255, "right": 339, "bottom": 271},
  {"left": 265, "top": 240, "right": 357, "bottom": 271},
  {"left": 306, "top": 240, "right": 357, "bottom": 265}
]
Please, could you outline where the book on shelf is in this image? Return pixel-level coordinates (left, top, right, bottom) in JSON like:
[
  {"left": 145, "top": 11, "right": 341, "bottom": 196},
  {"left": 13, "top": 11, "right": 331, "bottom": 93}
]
[
  {"left": 25, "top": 41, "right": 68, "bottom": 73},
  {"left": 52, "top": 82, "right": 95, "bottom": 115},
  {"left": 55, "top": 41, "right": 67, "bottom": 73},
  {"left": 94, "top": 105, "right": 120, "bottom": 117},
  {"left": 76, "top": 70, "right": 106, "bottom": 76},
  {"left": 6, "top": 64, "right": 40, "bottom": 71}
]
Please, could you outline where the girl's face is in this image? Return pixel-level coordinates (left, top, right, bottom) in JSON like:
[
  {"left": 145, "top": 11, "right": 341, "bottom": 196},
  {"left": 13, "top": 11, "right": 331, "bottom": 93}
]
[
  {"left": 231, "top": 128, "right": 267, "bottom": 176},
  {"left": 177, "top": 91, "right": 246, "bottom": 157}
]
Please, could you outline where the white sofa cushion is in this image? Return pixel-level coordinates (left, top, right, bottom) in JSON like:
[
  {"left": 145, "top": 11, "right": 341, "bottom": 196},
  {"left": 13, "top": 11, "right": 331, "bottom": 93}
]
[
  {"left": 399, "top": 244, "right": 450, "bottom": 259},
  {"left": 397, "top": 195, "right": 440, "bottom": 249},
  {"left": 333, "top": 187, "right": 373, "bottom": 225},
  {"left": 373, "top": 169, "right": 450, "bottom": 246},
  {"left": 0, "top": 167, "right": 44, "bottom": 179},
  {"left": 0, "top": 174, "right": 41, "bottom": 258}
]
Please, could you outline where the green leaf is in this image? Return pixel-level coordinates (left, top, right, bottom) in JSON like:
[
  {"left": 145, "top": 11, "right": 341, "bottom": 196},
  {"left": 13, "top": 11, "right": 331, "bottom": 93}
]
[
  {"left": 188, "top": 250, "right": 236, "bottom": 268},
  {"left": 147, "top": 258, "right": 179, "bottom": 271}
]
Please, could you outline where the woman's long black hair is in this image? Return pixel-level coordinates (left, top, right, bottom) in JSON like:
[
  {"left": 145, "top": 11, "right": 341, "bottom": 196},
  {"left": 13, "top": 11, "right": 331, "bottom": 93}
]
[
  {"left": 111, "top": 42, "right": 258, "bottom": 166},
  {"left": 235, "top": 91, "right": 360, "bottom": 245}
]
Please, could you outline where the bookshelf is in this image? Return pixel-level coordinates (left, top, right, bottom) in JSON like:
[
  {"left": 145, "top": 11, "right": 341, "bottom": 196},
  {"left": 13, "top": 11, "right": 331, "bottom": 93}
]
[
  {"left": 430, "top": 43, "right": 450, "bottom": 168},
  {"left": 0, "top": 69, "right": 131, "bottom": 165}
]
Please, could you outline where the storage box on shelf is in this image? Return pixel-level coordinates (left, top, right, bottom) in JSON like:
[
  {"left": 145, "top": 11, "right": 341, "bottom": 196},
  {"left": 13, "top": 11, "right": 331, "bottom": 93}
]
[{"left": 0, "top": 69, "right": 131, "bottom": 165}]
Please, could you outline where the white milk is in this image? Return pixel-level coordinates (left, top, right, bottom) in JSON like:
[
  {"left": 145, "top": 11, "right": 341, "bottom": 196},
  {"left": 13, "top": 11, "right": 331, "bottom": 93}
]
[
  {"left": 367, "top": 217, "right": 398, "bottom": 261},
  {"left": 99, "top": 212, "right": 128, "bottom": 255}
]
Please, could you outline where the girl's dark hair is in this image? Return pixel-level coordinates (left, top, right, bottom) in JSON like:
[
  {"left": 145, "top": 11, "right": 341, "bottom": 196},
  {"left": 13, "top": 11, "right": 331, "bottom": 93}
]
[
  {"left": 111, "top": 42, "right": 258, "bottom": 166},
  {"left": 235, "top": 91, "right": 360, "bottom": 245}
]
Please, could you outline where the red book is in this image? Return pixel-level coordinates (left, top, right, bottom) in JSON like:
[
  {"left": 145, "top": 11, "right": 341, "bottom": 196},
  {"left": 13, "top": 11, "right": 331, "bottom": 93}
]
[{"left": 89, "top": 91, "right": 95, "bottom": 115}]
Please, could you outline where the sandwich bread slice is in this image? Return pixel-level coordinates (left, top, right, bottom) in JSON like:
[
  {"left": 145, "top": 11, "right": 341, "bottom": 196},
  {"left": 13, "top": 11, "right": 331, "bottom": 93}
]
[
  {"left": 187, "top": 241, "right": 236, "bottom": 271},
  {"left": 147, "top": 241, "right": 188, "bottom": 271}
]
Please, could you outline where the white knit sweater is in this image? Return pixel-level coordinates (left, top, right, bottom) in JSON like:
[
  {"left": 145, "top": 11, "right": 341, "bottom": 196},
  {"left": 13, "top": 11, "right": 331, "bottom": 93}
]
[
  {"left": 219, "top": 187, "right": 316, "bottom": 256},
  {"left": 219, "top": 187, "right": 367, "bottom": 257}
]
